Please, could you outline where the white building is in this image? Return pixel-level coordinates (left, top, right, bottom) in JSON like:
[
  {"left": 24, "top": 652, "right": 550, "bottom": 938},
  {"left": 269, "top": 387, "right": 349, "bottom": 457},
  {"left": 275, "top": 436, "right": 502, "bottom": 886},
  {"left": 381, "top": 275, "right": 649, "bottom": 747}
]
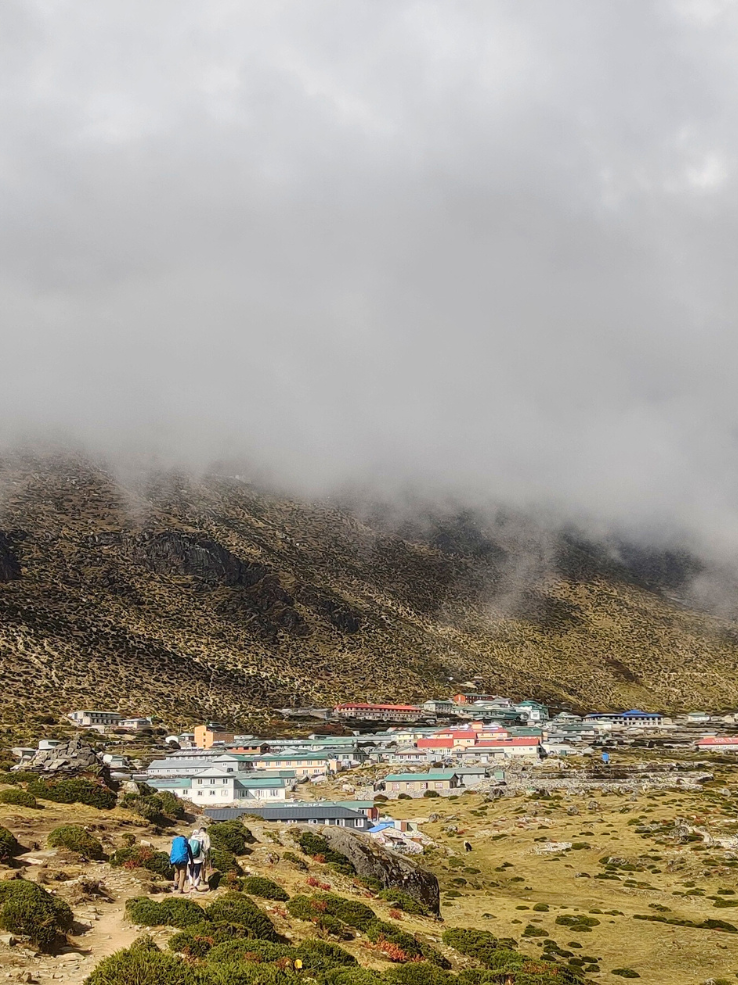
[
  {"left": 68, "top": 710, "right": 121, "bottom": 729},
  {"left": 118, "top": 718, "right": 153, "bottom": 731},
  {"left": 146, "top": 754, "right": 250, "bottom": 779},
  {"left": 188, "top": 770, "right": 287, "bottom": 805}
]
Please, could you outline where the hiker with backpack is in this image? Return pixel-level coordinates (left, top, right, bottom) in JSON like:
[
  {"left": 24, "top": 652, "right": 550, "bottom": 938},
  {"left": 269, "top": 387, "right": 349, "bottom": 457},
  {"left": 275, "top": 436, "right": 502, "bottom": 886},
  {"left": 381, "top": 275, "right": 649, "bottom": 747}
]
[
  {"left": 170, "top": 833, "right": 193, "bottom": 893},
  {"left": 188, "top": 826, "right": 210, "bottom": 892}
]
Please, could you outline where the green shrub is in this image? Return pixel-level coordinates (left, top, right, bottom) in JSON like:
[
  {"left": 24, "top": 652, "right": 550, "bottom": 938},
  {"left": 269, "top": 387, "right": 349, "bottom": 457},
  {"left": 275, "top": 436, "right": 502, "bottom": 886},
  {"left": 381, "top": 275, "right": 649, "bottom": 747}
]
[
  {"left": 317, "top": 893, "right": 376, "bottom": 930},
  {"left": 322, "top": 970, "right": 383, "bottom": 985},
  {"left": 384, "top": 963, "right": 454, "bottom": 985},
  {"left": 367, "top": 919, "right": 448, "bottom": 966},
  {"left": 0, "top": 772, "right": 37, "bottom": 786},
  {"left": 240, "top": 876, "right": 289, "bottom": 901},
  {"left": 377, "top": 889, "right": 433, "bottom": 917},
  {"left": 205, "top": 965, "right": 301, "bottom": 985},
  {"left": 206, "top": 938, "right": 292, "bottom": 964},
  {"left": 157, "top": 790, "right": 186, "bottom": 820},
  {"left": 442, "top": 928, "right": 501, "bottom": 966},
  {"left": 169, "top": 922, "right": 247, "bottom": 959},
  {"left": 295, "top": 832, "right": 355, "bottom": 874},
  {"left": 611, "top": 971, "right": 640, "bottom": 979},
  {"left": 210, "top": 847, "right": 243, "bottom": 875},
  {"left": 205, "top": 892, "right": 278, "bottom": 941},
  {"left": 532, "top": 903, "right": 549, "bottom": 912},
  {"left": 109, "top": 844, "right": 173, "bottom": 879},
  {"left": 27, "top": 778, "right": 116, "bottom": 810},
  {"left": 48, "top": 825, "right": 106, "bottom": 860},
  {"left": 84, "top": 946, "right": 201, "bottom": 984},
  {"left": 282, "top": 850, "right": 308, "bottom": 870},
  {"left": 555, "top": 914, "right": 599, "bottom": 932},
  {"left": 209, "top": 821, "right": 254, "bottom": 856},
  {"left": 0, "top": 879, "right": 73, "bottom": 951},
  {"left": 0, "top": 825, "right": 23, "bottom": 861},
  {"left": 296, "top": 938, "right": 358, "bottom": 971},
  {"left": 125, "top": 896, "right": 206, "bottom": 929},
  {"left": 0, "top": 788, "right": 38, "bottom": 809},
  {"left": 423, "top": 791, "right": 440, "bottom": 799}
]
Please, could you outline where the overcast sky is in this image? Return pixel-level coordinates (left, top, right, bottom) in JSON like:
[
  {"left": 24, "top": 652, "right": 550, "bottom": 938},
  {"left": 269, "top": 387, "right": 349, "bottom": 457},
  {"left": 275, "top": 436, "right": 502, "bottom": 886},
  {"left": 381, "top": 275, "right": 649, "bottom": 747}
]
[{"left": 3, "top": 0, "right": 738, "bottom": 549}]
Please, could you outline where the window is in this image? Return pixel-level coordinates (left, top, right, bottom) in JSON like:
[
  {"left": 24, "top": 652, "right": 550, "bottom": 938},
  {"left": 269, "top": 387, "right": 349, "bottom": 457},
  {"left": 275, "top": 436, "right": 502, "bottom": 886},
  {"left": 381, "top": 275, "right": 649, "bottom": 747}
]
[{"left": 209, "top": 791, "right": 215, "bottom": 796}]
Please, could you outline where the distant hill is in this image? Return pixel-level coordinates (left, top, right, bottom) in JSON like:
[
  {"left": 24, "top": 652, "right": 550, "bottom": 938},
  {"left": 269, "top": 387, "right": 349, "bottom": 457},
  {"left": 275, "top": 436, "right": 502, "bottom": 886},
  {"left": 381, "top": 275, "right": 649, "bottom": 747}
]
[{"left": 0, "top": 453, "right": 737, "bottom": 728}]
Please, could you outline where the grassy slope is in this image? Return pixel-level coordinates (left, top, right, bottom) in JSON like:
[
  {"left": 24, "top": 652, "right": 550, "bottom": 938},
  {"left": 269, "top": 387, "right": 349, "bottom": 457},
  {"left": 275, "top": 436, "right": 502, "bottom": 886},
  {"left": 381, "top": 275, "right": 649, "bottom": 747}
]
[
  {"left": 1, "top": 454, "right": 738, "bottom": 726},
  {"left": 386, "top": 767, "right": 738, "bottom": 984}
]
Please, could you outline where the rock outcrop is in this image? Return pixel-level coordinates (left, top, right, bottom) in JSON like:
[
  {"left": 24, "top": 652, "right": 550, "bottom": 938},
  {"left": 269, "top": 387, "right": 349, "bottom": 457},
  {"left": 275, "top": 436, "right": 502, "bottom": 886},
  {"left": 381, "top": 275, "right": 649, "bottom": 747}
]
[
  {"left": 311, "top": 826, "right": 440, "bottom": 914},
  {"left": 0, "top": 532, "right": 21, "bottom": 582},
  {"left": 29, "top": 738, "right": 103, "bottom": 774}
]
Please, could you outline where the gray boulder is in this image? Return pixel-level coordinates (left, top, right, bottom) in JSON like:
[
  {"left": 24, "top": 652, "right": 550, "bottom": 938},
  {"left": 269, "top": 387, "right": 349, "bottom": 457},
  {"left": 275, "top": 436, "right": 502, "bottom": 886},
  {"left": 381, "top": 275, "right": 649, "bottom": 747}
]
[
  {"left": 28, "top": 739, "right": 103, "bottom": 775},
  {"left": 309, "top": 825, "right": 440, "bottom": 914}
]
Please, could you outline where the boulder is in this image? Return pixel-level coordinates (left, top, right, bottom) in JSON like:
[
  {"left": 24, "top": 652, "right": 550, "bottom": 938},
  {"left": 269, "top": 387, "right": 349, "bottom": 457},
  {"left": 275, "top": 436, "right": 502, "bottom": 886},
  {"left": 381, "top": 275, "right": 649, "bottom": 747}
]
[
  {"left": 308, "top": 826, "right": 440, "bottom": 915},
  {"left": 28, "top": 739, "right": 103, "bottom": 775}
]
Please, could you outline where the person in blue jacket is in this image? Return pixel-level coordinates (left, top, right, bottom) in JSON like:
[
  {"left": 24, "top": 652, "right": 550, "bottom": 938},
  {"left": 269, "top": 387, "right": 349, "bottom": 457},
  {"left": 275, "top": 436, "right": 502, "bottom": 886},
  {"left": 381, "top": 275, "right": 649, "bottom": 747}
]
[{"left": 170, "top": 834, "right": 192, "bottom": 893}]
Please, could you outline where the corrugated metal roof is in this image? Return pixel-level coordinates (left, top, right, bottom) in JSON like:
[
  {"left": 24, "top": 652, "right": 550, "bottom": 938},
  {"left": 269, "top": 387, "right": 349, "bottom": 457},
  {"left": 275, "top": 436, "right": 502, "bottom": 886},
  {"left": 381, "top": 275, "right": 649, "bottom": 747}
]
[
  {"left": 204, "top": 804, "right": 364, "bottom": 821},
  {"left": 384, "top": 771, "right": 458, "bottom": 782}
]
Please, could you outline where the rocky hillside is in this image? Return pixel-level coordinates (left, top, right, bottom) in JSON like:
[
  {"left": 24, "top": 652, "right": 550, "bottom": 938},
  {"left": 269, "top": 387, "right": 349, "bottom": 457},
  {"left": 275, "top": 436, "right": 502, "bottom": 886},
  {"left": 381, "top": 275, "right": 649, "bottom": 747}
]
[{"left": 1, "top": 453, "right": 738, "bottom": 727}]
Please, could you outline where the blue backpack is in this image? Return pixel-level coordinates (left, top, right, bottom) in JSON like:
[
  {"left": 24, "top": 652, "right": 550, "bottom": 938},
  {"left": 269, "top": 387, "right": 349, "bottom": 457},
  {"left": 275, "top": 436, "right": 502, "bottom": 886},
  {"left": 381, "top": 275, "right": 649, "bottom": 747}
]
[{"left": 170, "top": 835, "right": 189, "bottom": 864}]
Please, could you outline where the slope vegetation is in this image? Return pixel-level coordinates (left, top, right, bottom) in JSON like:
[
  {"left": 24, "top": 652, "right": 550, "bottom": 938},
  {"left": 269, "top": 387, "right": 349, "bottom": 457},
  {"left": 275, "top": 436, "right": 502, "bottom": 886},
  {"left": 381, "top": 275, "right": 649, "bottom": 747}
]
[{"left": 0, "top": 453, "right": 737, "bottom": 725}]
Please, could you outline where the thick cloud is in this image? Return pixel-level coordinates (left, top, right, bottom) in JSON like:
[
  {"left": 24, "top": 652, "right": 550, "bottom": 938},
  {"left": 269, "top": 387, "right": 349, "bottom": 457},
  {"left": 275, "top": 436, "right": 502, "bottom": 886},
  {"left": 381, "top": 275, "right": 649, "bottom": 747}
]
[{"left": 3, "top": 0, "right": 738, "bottom": 551}]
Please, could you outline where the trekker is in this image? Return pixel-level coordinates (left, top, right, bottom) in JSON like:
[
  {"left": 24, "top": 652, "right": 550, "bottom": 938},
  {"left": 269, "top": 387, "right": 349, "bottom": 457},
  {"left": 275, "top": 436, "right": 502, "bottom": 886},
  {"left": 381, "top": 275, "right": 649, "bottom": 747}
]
[
  {"left": 188, "top": 826, "right": 211, "bottom": 892},
  {"left": 170, "top": 834, "right": 192, "bottom": 893}
]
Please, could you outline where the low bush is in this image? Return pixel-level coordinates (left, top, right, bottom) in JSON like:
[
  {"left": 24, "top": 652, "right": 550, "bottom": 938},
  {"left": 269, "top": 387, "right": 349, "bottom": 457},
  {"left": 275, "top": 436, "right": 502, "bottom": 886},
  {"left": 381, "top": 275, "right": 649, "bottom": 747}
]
[
  {"left": 210, "top": 848, "right": 243, "bottom": 875},
  {"left": 442, "top": 928, "right": 501, "bottom": 967},
  {"left": 84, "top": 945, "right": 202, "bottom": 984},
  {"left": 282, "top": 850, "right": 308, "bottom": 871},
  {"left": 555, "top": 914, "right": 599, "bottom": 932},
  {"left": 205, "top": 891, "right": 279, "bottom": 941},
  {"left": 384, "top": 963, "right": 454, "bottom": 985},
  {"left": 169, "top": 922, "right": 243, "bottom": 959},
  {"left": 0, "top": 825, "right": 23, "bottom": 861},
  {"left": 0, "top": 879, "right": 73, "bottom": 951},
  {"left": 368, "top": 919, "right": 448, "bottom": 967},
  {"left": 611, "top": 971, "right": 640, "bottom": 979},
  {"left": 0, "top": 788, "right": 38, "bottom": 809},
  {"left": 27, "top": 778, "right": 116, "bottom": 810},
  {"left": 318, "top": 893, "right": 376, "bottom": 930},
  {"left": 241, "top": 876, "right": 289, "bottom": 901},
  {"left": 423, "top": 791, "right": 440, "bottom": 799},
  {"left": 109, "top": 844, "right": 173, "bottom": 879},
  {"left": 377, "top": 889, "right": 432, "bottom": 917},
  {"left": 125, "top": 896, "right": 206, "bottom": 929},
  {"left": 633, "top": 913, "right": 737, "bottom": 932},
  {"left": 206, "top": 938, "right": 292, "bottom": 964},
  {"left": 296, "top": 832, "right": 355, "bottom": 874},
  {"left": 209, "top": 821, "right": 253, "bottom": 857},
  {"left": 48, "top": 825, "right": 105, "bottom": 860}
]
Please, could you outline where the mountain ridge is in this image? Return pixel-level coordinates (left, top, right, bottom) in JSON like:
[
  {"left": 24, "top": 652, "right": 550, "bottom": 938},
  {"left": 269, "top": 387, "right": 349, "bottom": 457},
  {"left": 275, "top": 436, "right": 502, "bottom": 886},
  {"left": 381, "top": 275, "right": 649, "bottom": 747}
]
[{"left": 0, "top": 453, "right": 737, "bottom": 728}]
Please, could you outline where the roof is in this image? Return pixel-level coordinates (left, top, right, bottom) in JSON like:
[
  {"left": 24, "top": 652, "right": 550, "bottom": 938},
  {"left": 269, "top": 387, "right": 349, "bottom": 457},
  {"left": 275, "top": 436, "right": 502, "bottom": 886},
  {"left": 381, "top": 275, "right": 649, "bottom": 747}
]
[
  {"left": 368, "top": 822, "right": 395, "bottom": 833},
  {"left": 586, "top": 710, "right": 662, "bottom": 719},
  {"left": 236, "top": 776, "right": 286, "bottom": 788},
  {"left": 384, "top": 771, "right": 459, "bottom": 782},
  {"left": 697, "top": 736, "right": 738, "bottom": 744},
  {"left": 334, "top": 704, "right": 422, "bottom": 712},
  {"left": 253, "top": 753, "right": 334, "bottom": 762},
  {"left": 474, "top": 737, "right": 540, "bottom": 747},
  {"left": 147, "top": 777, "right": 192, "bottom": 789},
  {"left": 204, "top": 805, "right": 364, "bottom": 821}
]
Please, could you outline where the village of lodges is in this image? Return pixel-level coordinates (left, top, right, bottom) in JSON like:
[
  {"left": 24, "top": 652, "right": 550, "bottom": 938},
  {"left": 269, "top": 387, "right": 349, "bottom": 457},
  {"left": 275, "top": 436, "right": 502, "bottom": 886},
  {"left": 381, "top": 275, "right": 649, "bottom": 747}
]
[{"left": 12, "top": 691, "right": 738, "bottom": 853}]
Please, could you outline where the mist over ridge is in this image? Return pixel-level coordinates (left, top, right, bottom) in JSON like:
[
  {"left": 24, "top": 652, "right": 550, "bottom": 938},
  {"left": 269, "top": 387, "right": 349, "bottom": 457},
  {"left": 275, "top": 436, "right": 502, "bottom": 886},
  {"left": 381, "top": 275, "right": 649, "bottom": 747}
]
[{"left": 3, "top": 1, "right": 738, "bottom": 560}]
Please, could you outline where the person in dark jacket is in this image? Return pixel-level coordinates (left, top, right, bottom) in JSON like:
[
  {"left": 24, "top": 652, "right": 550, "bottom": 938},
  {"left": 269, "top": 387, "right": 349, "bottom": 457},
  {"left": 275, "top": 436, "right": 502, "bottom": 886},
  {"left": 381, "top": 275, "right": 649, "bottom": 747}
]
[{"left": 170, "top": 834, "right": 192, "bottom": 893}]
